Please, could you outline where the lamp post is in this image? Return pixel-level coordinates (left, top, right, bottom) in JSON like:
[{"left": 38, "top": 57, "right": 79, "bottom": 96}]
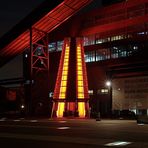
[{"left": 105, "top": 80, "right": 112, "bottom": 117}]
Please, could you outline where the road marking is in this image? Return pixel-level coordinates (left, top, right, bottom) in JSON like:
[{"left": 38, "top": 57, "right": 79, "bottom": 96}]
[
  {"left": 0, "top": 133, "right": 119, "bottom": 146},
  {"left": 57, "top": 127, "right": 70, "bottom": 129},
  {"left": 137, "top": 123, "right": 145, "bottom": 126},
  {"left": 58, "top": 121, "right": 67, "bottom": 123},
  {"left": 0, "top": 118, "right": 7, "bottom": 121},
  {"left": 13, "top": 120, "right": 21, "bottom": 122},
  {"left": 0, "top": 133, "right": 147, "bottom": 147},
  {"left": 30, "top": 120, "right": 38, "bottom": 122},
  {"left": 105, "top": 141, "right": 132, "bottom": 146}
]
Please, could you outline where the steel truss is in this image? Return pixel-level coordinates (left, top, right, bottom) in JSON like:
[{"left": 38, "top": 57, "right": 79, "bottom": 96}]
[{"left": 30, "top": 27, "right": 49, "bottom": 75}]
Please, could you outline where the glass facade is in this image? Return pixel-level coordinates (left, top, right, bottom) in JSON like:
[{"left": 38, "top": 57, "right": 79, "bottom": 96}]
[
  {"left": 96, "top": 48, "right": 110, "bottom": 61},
  {"left": 84, "top": 35, "right": 95, "bottom": 46},
  {"left": 48, "top": 34, "right": 143, "bottom": 63},
  {"left": 48, "top": 41, "right": 64, "bottom": 52},
  {"left": 85, "top": 45, "right": 139, "bottom": 63},
  {"left": 83, "top": 32, "right": 142, "bottom": 63},
  {"left": 84, "top": 34, "right": 130, "bottom": 46},
  {"left": 85, "top": 51, "right": 95, "bottom": 62}
]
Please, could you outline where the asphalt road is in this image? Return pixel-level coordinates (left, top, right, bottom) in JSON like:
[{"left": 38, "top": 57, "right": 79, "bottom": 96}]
[{"left": 0, "top": 118, "right": 148, "bottom": 148}]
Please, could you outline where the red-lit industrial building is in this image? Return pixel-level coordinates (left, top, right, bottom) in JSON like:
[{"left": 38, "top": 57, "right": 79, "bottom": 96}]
[{"left": 0, "top": 0, "right": 148, "bottom": 118}]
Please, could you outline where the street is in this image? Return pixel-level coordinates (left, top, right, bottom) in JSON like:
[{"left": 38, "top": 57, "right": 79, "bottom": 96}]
[{"left": 0, "top": 118, "right": 148, "bottom": 147}]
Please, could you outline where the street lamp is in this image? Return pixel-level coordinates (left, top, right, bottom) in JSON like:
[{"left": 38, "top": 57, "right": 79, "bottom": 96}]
[
  {"left": 106, "top": 81, "right": 111, "bottom": 87},
  {"left": 105, "top": 80, "right": 112, "bottom": 118}
]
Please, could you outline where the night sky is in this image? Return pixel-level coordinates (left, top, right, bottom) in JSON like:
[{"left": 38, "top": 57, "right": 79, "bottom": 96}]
[
  {"left": 0, "top": 0, "right": 44, "bottom": 79},
  {"left": 0, "top": 0, "right": 44, "bottom": 37}
]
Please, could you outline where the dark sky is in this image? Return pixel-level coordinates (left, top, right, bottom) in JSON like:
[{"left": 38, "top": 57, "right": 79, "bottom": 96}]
[{"left": 0, "top": 0, "right": 45, "bottom": 37}]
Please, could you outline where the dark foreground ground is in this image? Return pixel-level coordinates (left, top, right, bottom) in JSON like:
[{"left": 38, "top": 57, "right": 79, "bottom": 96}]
[{"left": 0, "top": 118, "right": 148, "bottom": 148}]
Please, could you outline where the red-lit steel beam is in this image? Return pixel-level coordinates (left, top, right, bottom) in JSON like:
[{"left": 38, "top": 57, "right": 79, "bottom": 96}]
[
  {"left": 80, "top": 14, "right": 148, "bottom": 36},
  {"left": 85, "top": 0, "right": 148, "bottom": 18},
  {"left": 0, "top": 0, "right": 92, "bottom": 60}
]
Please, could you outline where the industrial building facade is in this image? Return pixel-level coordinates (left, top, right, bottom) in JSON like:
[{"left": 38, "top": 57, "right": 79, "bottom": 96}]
[{"left": 0, "top": 0, "right": 148, "bottom": 118}]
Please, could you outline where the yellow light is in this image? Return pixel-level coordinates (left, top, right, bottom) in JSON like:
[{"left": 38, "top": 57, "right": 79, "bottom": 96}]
[
  {"left": 64, "top": 63, "right": 68, "bottom": 66},
  {"left": 78, "top": 94, "right": 84, "bottom": 98},
  {"left": 62, "top": 71, "right": 68, "bottom": 75},
  {"left": 64, "top": 58, "right": 68, "bottom": 61},
  {"left": 77, "top": 59, "right": 81, "bottom": 62},
  {"left": 63, "top": 66, "right": 68, "bottom": 71},
  {"left": 78, "top": 102, "right": 85, "bottom": 117},
  {"left": 57, "top": 102, "right": 65, "bottom": 117},
  {"left": 78, "top": 87, "right": 84, "bottom": 92},
  {"left": 61, "top": 81, "right": 67, "bottom": 86},
  {"left": 58, "top": 44, "right": 70, "bottom": 121},
  {"left": 66, "top": 50, "right": 69, "bottom": 53},
  {"left": 78, "top": 75, "right": 83, "bottom": 80},
  {"left": 77, "top": 66, "right": 82, "bottom": 71},
  {"left": 78, "top": 81, "right": 83, "bottom": 86},
  {"left": 64, "top": 55, "right": 69, "bottom": 58},
  {"left": 62, "top": 76, "right": 67, "bottom": 80},
  {"left": 76, "top": 43, "right": 86, "bottom": 117},
  {"left": 78, "top": 71, "right": 82, "bottom": 75},
  {"left": 77, "top": 62, "right": 82, "bottom": 66},
  {"left": 59, "top": 93, "right": 65, "bottom": 98},
  {"left": 60, "top": 87, "right": 66, "bottom": 93}
]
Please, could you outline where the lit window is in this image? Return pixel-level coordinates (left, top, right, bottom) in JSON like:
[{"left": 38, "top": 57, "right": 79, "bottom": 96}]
[
  {"left": 98, "top": 89, "right": 109, "bottom": 94},
  {"left": 88, "top": 90, "right": 93, "bottom": 95}
]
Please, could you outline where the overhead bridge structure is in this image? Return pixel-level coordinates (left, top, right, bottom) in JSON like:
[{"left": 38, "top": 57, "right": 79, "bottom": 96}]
[
  {"left": 0, "top": 0, "right": 92, "bottom": 117},
  {"left": 0, "top": 0, "right": 92, "bottom": 65}
]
